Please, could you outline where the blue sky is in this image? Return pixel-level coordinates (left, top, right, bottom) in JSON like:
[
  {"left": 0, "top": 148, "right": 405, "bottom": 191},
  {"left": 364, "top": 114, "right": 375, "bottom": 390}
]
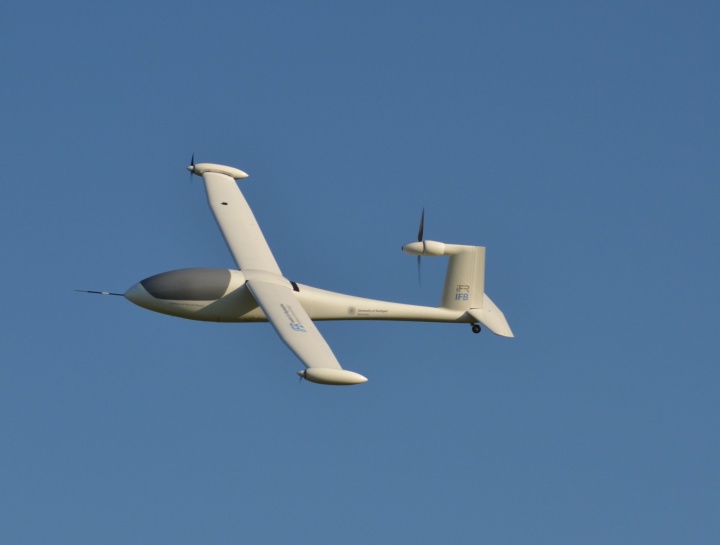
[{"left": 2, "top": 1, "right": 719, "bottom": 543}]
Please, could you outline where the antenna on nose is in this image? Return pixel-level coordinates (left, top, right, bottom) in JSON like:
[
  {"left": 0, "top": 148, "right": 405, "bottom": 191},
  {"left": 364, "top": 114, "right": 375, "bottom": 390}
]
[{"left": 75, "top": 290, "right": 124, "bottom": 296}]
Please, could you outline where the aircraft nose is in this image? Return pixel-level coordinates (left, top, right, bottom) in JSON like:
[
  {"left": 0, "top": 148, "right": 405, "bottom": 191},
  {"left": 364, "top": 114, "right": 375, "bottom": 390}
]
[{"left": 124, "top": 282, "right": 153, "bottom": 308}]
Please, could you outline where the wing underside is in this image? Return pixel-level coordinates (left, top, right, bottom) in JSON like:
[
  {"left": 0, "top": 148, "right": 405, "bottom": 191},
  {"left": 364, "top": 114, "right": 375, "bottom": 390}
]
[
  {"left": 246, "top": 279, "right": 342, "bottom": 370},
  {"left": 201, "top": 171, "right": 282, "bottom": 275},
  {"left": 195, "top": 166, "right": 367, "bottom": 385}
]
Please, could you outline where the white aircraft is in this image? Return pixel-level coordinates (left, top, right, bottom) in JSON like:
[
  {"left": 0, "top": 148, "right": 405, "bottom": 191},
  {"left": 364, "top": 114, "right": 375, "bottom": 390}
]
[{"left": 89, "top": 161, "right": 513, "bottom": 385}]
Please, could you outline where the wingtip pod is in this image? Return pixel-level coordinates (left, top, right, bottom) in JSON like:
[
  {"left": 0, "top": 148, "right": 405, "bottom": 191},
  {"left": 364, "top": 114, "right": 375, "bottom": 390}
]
[
  {"left": 298, "top": 368, "right": 368, "bottom": 386},
  {"left": 187, "top": 162, "right": 249, "bottom": 180}
]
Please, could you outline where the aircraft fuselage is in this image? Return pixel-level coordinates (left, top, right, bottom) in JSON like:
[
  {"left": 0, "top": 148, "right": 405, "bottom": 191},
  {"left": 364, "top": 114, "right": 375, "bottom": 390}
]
[{"left": 125, "top": 267, "right": 467, "bottom": 324}]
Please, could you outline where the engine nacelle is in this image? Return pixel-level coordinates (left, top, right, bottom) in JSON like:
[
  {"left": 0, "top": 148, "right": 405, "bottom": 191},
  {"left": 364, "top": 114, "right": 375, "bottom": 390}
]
[
  {"left": 298, "top": 368, "right": 368, "bottom": 385},
  {"left": 188, "top": 162, "right": 249, "bottom": 179},
  {"left": 401, "top": 240, "right": 446, "bottom": 256}
]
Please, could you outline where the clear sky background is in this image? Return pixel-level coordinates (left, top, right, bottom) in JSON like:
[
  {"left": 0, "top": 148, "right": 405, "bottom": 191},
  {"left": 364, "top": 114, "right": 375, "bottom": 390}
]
[{"left": 2, "top": 1, "right": 719, "bottom": 543}]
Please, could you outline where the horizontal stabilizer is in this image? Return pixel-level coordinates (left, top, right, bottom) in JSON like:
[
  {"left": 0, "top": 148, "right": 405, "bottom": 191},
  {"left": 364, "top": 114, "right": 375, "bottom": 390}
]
[{"left": 467, "top": 295, "right": 514, "bottom": 338}]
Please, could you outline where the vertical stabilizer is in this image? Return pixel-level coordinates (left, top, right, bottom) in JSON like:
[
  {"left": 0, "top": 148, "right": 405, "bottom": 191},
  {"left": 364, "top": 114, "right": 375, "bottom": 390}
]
[{"left": 440, "top": 245, "right": 485, "bottom": 310}]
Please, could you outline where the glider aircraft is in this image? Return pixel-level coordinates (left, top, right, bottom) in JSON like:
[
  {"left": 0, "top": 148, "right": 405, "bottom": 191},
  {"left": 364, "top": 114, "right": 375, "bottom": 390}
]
[{"left": 84, "top": 161, "right": 513, "bottom": 385}]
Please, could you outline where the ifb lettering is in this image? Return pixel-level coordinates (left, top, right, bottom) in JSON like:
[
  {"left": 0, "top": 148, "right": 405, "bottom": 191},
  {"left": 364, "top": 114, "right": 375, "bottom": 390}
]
[
  {"left": 289, "top": 323, "right": 307, "bottom": 332},
  {"left": 455, "top": 293, "right": 469, "bottom": 301}
]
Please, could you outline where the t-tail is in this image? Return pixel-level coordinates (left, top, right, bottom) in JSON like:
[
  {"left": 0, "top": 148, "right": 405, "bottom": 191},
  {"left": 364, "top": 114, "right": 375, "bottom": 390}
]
[{"left": 402, "top": 240, "right": 514, "bottom": 337}]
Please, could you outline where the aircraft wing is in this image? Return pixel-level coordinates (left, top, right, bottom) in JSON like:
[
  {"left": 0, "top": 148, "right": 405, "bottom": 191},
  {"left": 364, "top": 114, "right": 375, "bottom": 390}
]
[
  {"left": 246, "top": 279, "right": 367, "bottom": 385},
  {"left": 191, "top": 163, "right": 366, "bottom": 385},
  {"left": 200, "top": 169, "right": 283, "bottom": 275}
]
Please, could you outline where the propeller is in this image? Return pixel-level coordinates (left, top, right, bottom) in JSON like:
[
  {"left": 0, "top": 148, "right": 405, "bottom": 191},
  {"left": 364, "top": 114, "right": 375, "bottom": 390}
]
[
  {"left": 188, "top": 153, "right": 196, "bottom": 182},
  {"left": 416, "top": 208, "right": 425, "bottom": 286}
]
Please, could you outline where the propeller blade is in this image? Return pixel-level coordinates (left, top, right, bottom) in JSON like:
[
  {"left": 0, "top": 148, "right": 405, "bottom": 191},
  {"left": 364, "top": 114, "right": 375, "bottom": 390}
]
[
  {"left": 188, "top": 153, "right": 195, "bottom": 182},
  {"left": 416, "top": 208, "right": 425, "bottom": 287}
]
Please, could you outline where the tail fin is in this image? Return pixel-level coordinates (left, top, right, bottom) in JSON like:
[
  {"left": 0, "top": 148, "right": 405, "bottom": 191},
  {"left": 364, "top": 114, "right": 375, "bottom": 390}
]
[
  {"left": 402, "top": 241, "right": 513, "bottom": 337},
  {"left": 440, "top": 245, "right": 485, "bottom": 310},
  {"left": 439, "top": 245, "right": 514, "bottom": 337}
]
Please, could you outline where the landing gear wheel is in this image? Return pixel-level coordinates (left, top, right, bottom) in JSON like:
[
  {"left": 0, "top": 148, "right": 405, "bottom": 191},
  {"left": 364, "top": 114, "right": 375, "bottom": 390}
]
[{"left": 471, "top": 324, "right": 481, "bottom": 334}]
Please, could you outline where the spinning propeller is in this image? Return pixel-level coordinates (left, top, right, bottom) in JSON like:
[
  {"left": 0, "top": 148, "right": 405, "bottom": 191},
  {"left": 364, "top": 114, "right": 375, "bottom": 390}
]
[
  {"left": 402, "top": 208, "right": 447, "bottom": 284},
  {"left": 188, "top": 153, "right": 196, "bottom": 181},
  {"left": 416, "top": 208, "right": 425, "bottom": 286}
]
